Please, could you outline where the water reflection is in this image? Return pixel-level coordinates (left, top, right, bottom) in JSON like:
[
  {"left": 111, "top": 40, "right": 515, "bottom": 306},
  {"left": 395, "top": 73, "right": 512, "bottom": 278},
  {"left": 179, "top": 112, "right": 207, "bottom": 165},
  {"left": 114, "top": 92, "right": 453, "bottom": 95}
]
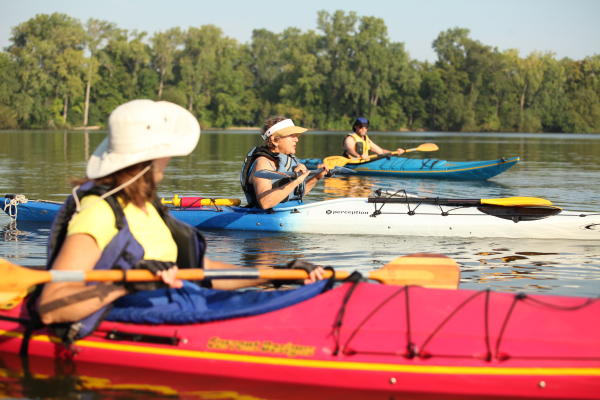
[
  {"left": 198, "top": 229, "right": 600, "bottom": 297},
  {"left": 0, "top": 353, "right": 387, "bottom": 400},
  {"left": 319, "top": 174, "right": 511, "bottom": 200},
  {"left": 458, "top": 239, "right": 600, "bottom": 295},
  {"left": 323, "top": 176, "right": 375, "bottom": 198},
  {"left": 1, "top": 220, "right": 51, "bottom": 267},
  {"left": 2, "top": 220, "right": 24, "bottom": 242}
]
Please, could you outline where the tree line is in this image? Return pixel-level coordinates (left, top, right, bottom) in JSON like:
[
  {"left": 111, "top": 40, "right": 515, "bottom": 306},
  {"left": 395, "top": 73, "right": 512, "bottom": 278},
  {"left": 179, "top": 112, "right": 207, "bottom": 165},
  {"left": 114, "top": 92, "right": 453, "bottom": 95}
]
[{"left": 0, "top": 10, "right": 598, "bottom": 133}]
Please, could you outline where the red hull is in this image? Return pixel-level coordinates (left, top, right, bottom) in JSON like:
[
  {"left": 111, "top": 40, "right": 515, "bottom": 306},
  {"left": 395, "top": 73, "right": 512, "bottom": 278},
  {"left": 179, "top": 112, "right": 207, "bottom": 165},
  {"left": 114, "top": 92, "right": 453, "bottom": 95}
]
[{"left": 1, "top": 283, "right": 599, "bottom": 399}]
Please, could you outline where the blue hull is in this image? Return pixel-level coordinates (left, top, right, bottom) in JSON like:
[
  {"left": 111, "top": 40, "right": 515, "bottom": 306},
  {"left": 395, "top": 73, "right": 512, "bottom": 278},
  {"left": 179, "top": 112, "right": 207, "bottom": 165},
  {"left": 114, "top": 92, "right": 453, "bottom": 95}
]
[
  {"left": 2, "top": 197, "right": 298, "bottom": 231},
  {"left": 301, "top": 156, "right": 519, "bottom": 180},
  {"left": 0, "top": 200, "right": 287, "bottom": 231}
]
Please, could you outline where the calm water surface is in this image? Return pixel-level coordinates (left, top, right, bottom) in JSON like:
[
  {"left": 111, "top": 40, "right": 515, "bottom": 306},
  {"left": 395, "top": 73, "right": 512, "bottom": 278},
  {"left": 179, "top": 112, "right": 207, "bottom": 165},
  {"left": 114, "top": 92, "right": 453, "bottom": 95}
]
[{"left": 1, "top": 130, "right": 599, "bottom": 399}]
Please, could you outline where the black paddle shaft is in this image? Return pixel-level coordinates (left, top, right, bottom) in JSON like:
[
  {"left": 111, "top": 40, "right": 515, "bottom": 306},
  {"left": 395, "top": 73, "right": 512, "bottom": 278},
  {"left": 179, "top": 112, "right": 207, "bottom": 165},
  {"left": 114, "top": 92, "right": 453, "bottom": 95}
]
[{"left": 368, "top": 197, "right": 482, "bottom": 206}]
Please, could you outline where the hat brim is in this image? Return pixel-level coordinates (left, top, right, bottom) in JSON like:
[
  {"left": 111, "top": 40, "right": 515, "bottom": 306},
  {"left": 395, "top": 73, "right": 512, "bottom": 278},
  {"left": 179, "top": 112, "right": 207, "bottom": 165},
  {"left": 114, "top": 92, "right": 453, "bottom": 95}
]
[
  {"left": 86, "top": 137, "right": 195, "bottom": 179},
  {"left": 86, "top": 101, "right": 200, "bottom": 179},
  {"left": 272, "top": 126, "right": 308, "bottom": 138}
]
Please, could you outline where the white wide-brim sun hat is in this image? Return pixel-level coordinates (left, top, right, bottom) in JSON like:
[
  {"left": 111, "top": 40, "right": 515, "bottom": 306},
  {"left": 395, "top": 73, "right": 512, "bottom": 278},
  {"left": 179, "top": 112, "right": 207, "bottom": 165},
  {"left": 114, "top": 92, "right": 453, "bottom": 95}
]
[{"left": 87, "top": 100, "right": 200, "bottom": 179}]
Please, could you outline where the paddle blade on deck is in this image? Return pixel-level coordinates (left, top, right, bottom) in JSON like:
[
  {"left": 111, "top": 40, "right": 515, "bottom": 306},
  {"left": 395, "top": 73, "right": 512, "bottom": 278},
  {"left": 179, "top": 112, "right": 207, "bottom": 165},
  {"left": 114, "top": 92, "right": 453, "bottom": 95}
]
[
  {"left": 481, "top": 196, "right": 553, "bottom": 207},
  {"left": 369, "top": 195, "right": 553, "bottom": 208}
]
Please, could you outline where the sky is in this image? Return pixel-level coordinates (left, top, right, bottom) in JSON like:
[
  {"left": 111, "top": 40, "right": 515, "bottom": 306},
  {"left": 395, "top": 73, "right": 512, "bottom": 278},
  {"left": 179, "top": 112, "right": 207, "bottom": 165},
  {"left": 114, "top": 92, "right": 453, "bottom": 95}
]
[{"left": 1, "top": 0, "right": 599, "bottom": 62}]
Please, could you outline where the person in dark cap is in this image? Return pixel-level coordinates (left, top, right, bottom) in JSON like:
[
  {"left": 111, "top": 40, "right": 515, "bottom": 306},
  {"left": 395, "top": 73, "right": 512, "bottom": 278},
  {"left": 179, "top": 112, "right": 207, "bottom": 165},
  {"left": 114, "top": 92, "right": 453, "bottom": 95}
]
[{"left": 343, "top": 117, "right": 405, "bottom": 160}]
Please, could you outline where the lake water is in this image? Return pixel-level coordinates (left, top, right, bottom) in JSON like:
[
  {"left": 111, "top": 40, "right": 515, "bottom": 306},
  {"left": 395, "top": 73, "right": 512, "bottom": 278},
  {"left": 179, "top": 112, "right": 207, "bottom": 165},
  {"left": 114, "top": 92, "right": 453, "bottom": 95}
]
[{"left": 1, "top": 129, "right": 600, "bottom": 399}]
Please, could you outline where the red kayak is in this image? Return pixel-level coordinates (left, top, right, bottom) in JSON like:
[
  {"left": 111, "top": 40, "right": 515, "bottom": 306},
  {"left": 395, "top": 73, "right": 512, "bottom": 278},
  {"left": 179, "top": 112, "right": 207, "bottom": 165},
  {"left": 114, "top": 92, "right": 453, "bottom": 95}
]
[{"left": 1, "top": 281, "right": 599, "bottom": 399}]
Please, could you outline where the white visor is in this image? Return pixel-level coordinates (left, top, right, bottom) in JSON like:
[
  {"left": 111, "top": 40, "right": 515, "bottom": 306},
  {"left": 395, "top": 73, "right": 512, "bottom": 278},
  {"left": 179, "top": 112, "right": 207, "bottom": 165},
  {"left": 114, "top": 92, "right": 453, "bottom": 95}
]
[{"left": 261, "top": 119, "right": 307, "bottom": 139}]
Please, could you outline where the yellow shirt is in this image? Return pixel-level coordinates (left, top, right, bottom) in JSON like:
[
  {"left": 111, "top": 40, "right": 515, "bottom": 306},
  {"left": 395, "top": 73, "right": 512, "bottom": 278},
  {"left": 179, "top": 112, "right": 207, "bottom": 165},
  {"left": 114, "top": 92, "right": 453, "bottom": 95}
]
[{"left": 67, "top": 195, "right": 177, "bottom": 262}]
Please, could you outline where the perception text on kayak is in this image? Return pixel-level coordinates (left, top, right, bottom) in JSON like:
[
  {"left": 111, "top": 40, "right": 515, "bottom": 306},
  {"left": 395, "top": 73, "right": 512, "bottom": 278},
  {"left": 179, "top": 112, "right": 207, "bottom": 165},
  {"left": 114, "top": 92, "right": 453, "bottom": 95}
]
[{"left": 325, "top": 210, "right": 369, "bottom": 215}]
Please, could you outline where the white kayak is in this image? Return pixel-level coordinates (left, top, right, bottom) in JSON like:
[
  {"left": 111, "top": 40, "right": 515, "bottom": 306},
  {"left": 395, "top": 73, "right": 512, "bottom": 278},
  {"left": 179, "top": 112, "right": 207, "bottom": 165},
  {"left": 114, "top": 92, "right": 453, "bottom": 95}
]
[{"left": 4, "top": 193, "right": 599, "bottom": 240}]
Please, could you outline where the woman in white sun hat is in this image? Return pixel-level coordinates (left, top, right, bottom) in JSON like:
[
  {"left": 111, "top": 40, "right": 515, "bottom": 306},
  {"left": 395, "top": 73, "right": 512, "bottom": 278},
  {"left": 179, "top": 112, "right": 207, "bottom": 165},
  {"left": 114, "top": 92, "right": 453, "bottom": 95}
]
[
  {"left": 36, "top": 100, "right": 323, "bottom": 340},
  {"left": 240, "top": 116, "right": 329, "bottom": 209}
]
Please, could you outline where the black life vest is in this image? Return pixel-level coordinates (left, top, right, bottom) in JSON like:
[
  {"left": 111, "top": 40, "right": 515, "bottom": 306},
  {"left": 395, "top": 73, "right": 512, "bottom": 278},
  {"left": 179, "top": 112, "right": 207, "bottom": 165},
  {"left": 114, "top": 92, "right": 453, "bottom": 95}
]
[{"left": 240, "top": 146, "right": 305, "bottom": 208}]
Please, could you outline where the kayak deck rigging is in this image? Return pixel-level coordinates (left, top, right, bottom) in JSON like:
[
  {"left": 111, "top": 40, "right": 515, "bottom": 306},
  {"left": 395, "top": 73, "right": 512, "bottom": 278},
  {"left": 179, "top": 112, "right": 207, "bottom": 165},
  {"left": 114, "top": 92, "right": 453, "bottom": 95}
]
[
  {"left": 332, "top": 284, "right": 600, "bottom": 363},
  {"left": 367, "top": 190, "right": 563, "bottom": 222}
]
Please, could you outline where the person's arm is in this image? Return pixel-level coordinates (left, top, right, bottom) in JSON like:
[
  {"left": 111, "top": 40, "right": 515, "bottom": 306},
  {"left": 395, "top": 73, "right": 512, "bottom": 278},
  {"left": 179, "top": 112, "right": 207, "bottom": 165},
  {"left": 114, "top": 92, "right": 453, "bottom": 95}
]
[
  {"left": 37, "top": 233, "right": 127, "bottom": 325},
  {"left": 251, "top": 156, "right": 309, "bottom": 209},
  {"left": 369, "top": 140, "right": 405, "bottom": 156},
  {"left": 368, "top": 140, "right": 387, "bottom": 155}
]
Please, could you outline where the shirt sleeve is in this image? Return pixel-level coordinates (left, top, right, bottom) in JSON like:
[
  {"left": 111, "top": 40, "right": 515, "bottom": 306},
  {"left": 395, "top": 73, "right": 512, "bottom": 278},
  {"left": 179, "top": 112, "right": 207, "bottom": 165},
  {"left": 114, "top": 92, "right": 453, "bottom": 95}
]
[{"left": 67, "top": 195, "right": 118, "bottom": 251}]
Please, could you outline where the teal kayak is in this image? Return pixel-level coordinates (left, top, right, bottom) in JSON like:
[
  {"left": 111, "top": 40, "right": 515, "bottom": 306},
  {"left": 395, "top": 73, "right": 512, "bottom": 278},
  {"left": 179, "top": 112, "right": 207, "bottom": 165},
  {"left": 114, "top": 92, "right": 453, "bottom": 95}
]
[{"left": 300, "top": 156, "right": 519, "bottom": 180}]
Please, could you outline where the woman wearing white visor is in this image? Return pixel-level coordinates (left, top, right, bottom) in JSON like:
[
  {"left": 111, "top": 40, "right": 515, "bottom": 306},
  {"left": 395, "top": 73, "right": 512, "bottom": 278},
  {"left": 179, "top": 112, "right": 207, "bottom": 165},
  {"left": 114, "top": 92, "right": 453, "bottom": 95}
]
[{"left": 240, "top": 116, "right": 328, "bottom": 209}]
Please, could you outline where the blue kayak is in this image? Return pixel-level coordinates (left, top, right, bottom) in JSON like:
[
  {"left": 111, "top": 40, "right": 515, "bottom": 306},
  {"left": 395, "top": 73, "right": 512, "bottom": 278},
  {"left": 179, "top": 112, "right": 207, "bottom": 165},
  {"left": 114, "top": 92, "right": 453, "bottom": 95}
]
[{"left": 300, "top": 156, "right": 519, "bottom": 180}]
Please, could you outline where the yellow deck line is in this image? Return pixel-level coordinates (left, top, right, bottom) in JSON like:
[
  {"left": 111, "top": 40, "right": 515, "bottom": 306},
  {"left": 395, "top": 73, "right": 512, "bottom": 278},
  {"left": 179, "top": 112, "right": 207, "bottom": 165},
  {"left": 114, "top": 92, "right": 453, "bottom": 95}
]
[
  {"left": 354, "top": 159, "right": 519, "bottom": 174},
  {"left": 2, "top": 330, "right": 599, "bottom": 377}
]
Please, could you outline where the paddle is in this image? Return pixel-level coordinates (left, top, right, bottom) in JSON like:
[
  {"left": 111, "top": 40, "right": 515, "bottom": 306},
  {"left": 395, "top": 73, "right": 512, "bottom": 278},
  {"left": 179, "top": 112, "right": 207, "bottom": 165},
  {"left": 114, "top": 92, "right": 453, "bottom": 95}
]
[
  {"left": 253, "top": 166, "right": 354, "bottom": 181},
  {"left": 368, "top": 195, "right": 554, "bottom": 207},
  {"left": 0, "top": 254, "right": 460, "bottom": 305},
  {"left": 161, "top": 195, "right": 241, "bottom": 207},
  {"left": 324, "top": 142, "right": 439, "bottom": 169}
]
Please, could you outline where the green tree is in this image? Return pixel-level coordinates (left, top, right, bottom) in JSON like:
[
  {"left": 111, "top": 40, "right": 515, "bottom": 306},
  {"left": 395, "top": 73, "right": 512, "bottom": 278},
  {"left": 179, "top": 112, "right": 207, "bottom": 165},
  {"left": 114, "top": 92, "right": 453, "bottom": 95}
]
[
  {"left": 8, "top": 13, "right": 85, "bottom": 127},
  {"left": 0, "top": 52, "right": 19, "bottom": 128},
  {"left": 179, "top": 25, "right": 254, "bottom": 127},
  {"left": 93, "top": 29, "right": 153, "bottom": 119},
  {"left": 276, "top": 28, "right": 324, "bottom": 126},
  {"left": 420, "top": 65, "right": 448, "bottom": 131},
  {"left": 561, "top": 56, "right": 600, "bottom": 132},
  {"left": 82, "top": 19, "right": 121, "bottom": 127},
  {"left": 249, "top": 28, "right": 286, "bottom": 119},
  {"left": 151, "top": 28, "right": 183, "bottom": 99},
  {"left": 316, "top": 10, "right": 360, "bottom": 127}
]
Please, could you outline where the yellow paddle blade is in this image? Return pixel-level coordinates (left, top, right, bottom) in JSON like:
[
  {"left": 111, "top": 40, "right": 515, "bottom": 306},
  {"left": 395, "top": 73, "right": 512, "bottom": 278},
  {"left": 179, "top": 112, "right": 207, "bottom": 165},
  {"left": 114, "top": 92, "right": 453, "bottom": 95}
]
[
  {"left": 0, "top": 290, "right": 28, "bottom": 310},
  {"left": 323, "top": 156, "right": 353, "bottom": 169},
  {"left": 370, "top": 253, "right": 459, "bottom": 289},
  {"left": 405, "top": 142, "right": 439, "bottom": 153},
  {"left": 481, "top": 197, "right": 553, "bottom": 207},
  {"left": 0, "top": 259, "right": 52, "bottom": 295}
]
